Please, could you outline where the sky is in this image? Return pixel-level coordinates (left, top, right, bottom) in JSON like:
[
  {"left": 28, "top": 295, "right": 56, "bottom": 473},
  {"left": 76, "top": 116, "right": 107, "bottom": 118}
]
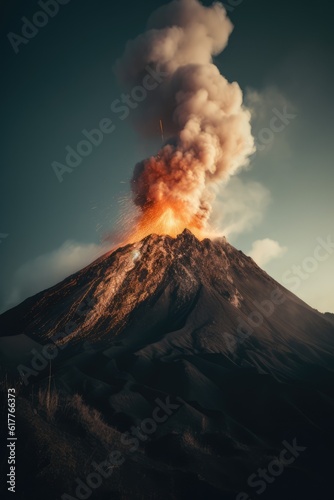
[{"left": 0, "top": 0, "right": 333, "bottom": 313}]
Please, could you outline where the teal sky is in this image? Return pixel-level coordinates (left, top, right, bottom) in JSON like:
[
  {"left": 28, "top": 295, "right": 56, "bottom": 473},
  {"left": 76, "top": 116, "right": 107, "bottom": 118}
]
[{"left": 1, "top": 0, "right": 333, "bottom": 313}]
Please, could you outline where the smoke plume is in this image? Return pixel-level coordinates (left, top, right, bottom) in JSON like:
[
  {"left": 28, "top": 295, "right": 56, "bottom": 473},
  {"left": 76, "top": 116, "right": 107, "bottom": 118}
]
[{"left": 115, "top": 0, "right": 255, "bottom": 238}]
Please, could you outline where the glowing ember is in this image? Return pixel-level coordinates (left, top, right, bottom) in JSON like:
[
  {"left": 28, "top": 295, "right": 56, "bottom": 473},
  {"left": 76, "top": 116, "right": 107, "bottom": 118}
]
[{"left": 123, "top": 202, "right": 205, "bottom": 244}]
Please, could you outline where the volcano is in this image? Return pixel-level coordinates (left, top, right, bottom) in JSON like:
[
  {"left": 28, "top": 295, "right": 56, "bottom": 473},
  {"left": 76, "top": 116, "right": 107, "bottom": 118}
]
[{"left": 0, "top": 231, "right": 334, "bottom": 500}]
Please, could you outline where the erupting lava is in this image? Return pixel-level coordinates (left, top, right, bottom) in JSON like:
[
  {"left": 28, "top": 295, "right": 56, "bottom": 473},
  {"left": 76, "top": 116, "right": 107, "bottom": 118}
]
[{"left": 124, "top": 201, "right": 206, "bottom": 244}]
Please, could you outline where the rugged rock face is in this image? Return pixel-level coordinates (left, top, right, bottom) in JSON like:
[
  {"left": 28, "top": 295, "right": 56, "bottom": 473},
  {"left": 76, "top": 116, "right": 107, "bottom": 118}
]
[{"left": 0, "top": 231, "right": 334, "bottom": 500}]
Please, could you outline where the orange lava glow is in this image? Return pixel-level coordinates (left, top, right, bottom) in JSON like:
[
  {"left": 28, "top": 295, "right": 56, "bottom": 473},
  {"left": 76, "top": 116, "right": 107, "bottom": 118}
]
[{"left": 124, "top": 202, "right": 206, "bottom": 244}]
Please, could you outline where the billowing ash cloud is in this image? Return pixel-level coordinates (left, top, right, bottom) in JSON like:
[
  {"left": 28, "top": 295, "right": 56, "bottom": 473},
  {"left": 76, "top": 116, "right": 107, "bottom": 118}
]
[{"left": 115, "top": 0, "right": 255, "bottom": 232}]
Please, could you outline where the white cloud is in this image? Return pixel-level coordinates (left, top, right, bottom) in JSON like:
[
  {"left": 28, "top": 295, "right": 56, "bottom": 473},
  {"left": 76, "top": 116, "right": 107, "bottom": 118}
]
[
  {"left": 210, "top": 177, "right": 271, "bottom": 238},
  {"left": 3, "top": 241, "right": 108, "bottom": 312},
  {"left": 249, "top": 238, "right": 287, "bottom": 267}
]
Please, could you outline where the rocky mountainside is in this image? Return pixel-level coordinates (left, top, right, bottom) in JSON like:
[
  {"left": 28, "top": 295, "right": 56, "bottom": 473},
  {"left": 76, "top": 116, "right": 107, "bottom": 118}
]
[
  {"left": 1, "top": 230, "right": 333, "bottom": 381},
  {"left": 0, "top": 230, "right": 334, "bottom": 500}
]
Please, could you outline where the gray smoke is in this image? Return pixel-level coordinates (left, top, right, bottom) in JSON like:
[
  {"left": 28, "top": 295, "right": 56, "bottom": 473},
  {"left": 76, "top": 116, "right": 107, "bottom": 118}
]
[{"left": 115, "top": 0, "right": 255, "bottom": 229}]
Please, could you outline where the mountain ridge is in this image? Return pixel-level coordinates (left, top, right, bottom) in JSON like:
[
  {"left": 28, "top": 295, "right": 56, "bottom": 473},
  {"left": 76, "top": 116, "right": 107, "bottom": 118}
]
[{"left": 0, "top": 230, "right": 333, "bottom": 383}]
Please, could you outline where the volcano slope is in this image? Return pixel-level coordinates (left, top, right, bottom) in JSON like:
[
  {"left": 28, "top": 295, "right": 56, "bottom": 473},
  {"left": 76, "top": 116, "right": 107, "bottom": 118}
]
[{"left": 0, "top": 230, "right": 334, "bottom": 500}]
